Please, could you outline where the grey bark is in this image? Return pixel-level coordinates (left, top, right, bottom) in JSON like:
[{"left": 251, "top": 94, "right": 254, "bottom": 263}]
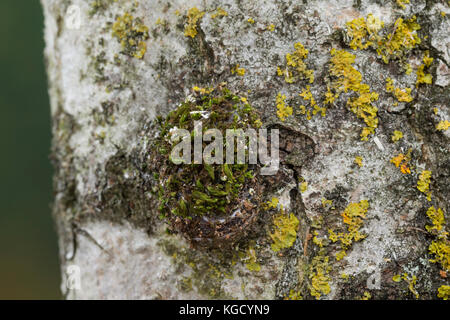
[{"left": 42, "top": 0, "right": 449, "bottom": 299}]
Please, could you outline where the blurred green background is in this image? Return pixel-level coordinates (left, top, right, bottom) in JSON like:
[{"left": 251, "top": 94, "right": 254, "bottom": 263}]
[{"left": 0, "top": 1, "right": 60, "bottom": 298}]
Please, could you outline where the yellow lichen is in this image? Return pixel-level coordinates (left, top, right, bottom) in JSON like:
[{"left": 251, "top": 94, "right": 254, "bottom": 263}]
[
  {"left": 438, "top": 285, "right": 450, "bottom": 300},
  {"left": 322, "top": 198, "right": 333, "bottom": 208},
  {"left": 192, "top": 86, "right": 214, "bottom": 94},
  {"left": 324, "top": 87, "right": 338, "bottom": 105},
  {"left": 429, "top": 239, "right": 450, "bottom": 272},
  {"left": 244, "top": 247, "right": 261, "bottom": 272},
  {"left": 416, "top": 51, "right": 433, "bottom": 87},
  {"left": 112, "top": 12, "right": 149, "bottom": 59},
  {"left": 396, "top": 0, "right": 410, "bottom": 9},
  {"left": 392, "top": 273, "right": 420, "bottom": 298},
  {"left": 377, "top": 16, "right": 421, "bottom": 64},
  {"left": 284, "top": 290, "right": 303, "bottom": 300},
  {"left": 267, "top": 23, "right": 275, "bottom": 32},
  {"left": 354, "top": 156, "right": 363, "bottom": 167},
  {"left": 329, "top": 49, "right": 379, "bottom": 140},
  {"left": 436, "top": 120, "right": 450, "bottom": 131},
  {"left": 360, "top": 291, "right": 372, "bottom": 300},
  {"left": 269, "top": 210, "right": 299, "bottom": 252},
  {"left": 211, "top": 7, "right": 228, "bottom": 19},
  {"left": 300, "top": 181, "right": 308, "bottom": 193},
  {"left": 417, "top": 170, "right": 432, "bottom": 201},
  {"left": 278, "top": 42, "right": 314, "bottom": 84},
  {"left": 346, "top": 14, "right": 384, "bottom": 50},
  {"left": 309, "top": 254, "right": 331, "bottom": 299},
  {"left": 425, "top": 206, "right": 445, "bottom": 233},
  {"left": 386, "top": 78, "right": 413, "bottom": 103},
  {"left": 184, "top": 7, "right": 205, "bottom": 38},
  {"left": 299, "top": 86, "right": 326, "bottom": 118},
  {"left": 265, "top": 197, "right": 279, "bottom": 210},
  {"left": 392, "top": 274, "right": 402, "bottom": 282},
  {"left": 276, "top": 93, "right": 293, "bottom": 122},
  {"left": 407, "top": 275, "right": 420, "bottom": 299},
  {"left": 247, "top": 17, "right": 255, "bottom": 24},
  {"left": 231, "top": 64, "right": 246, "bottom": 76},
  {"left": 345, "top": 14, "right": 421, "bottom": 64},
  {"left": 391, "top": 130, "right": 404, "bottom": 142},
  {"left": 328, "top": 200, "right": 369, "bottom": 260},
  {"left": 423, "top": 50, "right": 434, "bottom": 67},
  {"left": 405, "top": 63, "right": 413, "bottom": 75}
]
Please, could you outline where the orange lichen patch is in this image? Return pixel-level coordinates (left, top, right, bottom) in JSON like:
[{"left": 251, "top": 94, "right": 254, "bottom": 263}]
[{"left": 390, "top": 153, "right": 411, "bottom": 174}]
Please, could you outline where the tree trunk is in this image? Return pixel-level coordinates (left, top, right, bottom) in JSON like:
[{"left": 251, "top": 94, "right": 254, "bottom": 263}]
[{"left": 42, "top": 0, "right": 449, "bottom": 300}]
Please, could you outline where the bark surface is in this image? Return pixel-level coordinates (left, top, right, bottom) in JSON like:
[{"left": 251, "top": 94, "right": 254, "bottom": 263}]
[{"left": 42, "top": 0, "right": 449, "bottom": 299}]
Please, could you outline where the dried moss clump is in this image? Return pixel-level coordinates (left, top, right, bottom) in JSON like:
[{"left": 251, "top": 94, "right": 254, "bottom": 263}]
[
  {"left": 153, "top": 85, "right": 263, "bottom": 247},
  {"left": 112, "top": 12, "right": 149, "bottom": 59}
]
